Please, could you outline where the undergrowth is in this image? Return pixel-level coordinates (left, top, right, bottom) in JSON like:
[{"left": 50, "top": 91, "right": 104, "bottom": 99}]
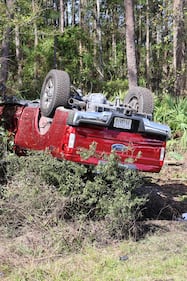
[
  {"left": 0, "top": 151, "right": 146, "bottom": 243},
  {"left": 154, "top": 94, "right": 187, "bottom": 151}
]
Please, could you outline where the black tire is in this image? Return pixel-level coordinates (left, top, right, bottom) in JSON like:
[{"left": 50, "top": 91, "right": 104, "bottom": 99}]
[
  {"left": 40, "top": 69, "right": 70, "bottom": 117},
  {"left": 124, "top": 86, "right": 154, "bottom": 115}
]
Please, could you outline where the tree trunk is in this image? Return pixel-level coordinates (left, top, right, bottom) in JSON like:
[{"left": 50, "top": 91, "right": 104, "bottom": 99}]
[
  {"left": 92, "top": 3, "right": 97, "bottom": 64},
  {"left": 65, "top": 1, "right": 69, "bottom": 27},
  {"left": 0, "top": 28, "right": 10, "bottom": 86},
  {"left": 96, "top": 0, "right": 104, "bottom": 79},
  {"left": 32, "top": 0, "right": 38, "bottom": 78},
  {"left": 111, "top": 6, "right": 118, "bottom": 66},
  {"left": 15, "top": 25, "right": 22, "bottom": 87},
  {"left": 0, "top": 0, "right": 13, "bottom": 90},
  {"left": 71, "top": 0, "right": 75, "bottom": 26},
  {"left": 59, "top": 0, "right": 64, "bottom": 33},
  {"left": 146, "top": 0, "right": 150, "bottom": 88},
  {"left": 173, "top": 0, "right": 185, "bottom": 95},
  {"left": 184, "top": 0, "right": 187, "bottom": 94},
  {"left": 79, "top": 0, "right": 84, "bottom": 71},
  {"left": 124, "top": 0, "right": 138, "bottom": 88}
]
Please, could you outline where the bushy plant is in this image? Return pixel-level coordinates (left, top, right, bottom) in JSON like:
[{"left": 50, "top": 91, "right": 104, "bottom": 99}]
[
  {"left": 154, "top": 94, "right": 187, "bottom": 150},
  {"left": 0, "top": 126, "right": 8, "bottom": 158},
  {"left": 102, "top": 79, "right": 128, "bottom": 100},
  {"left": 0, "top": 126, "right": 11, "bottom": 189},
  {"left": 5, "top": 151, "right": 146, "bottom": 239}
]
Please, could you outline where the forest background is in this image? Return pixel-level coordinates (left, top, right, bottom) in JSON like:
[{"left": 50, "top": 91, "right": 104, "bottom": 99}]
[{"left": 0, "top": 0, "right": 186, "bottom": 99}]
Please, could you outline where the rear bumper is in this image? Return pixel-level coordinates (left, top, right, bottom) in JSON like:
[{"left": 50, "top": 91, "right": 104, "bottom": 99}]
[
  {"left": 69, "top": 111, "right": 171, "bottom": 139},
  {"left": 139, "top": 118, "right": 171, "bottom": 139}
]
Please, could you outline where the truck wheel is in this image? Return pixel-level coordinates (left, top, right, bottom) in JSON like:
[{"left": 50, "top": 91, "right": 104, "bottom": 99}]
[
  {"left": 40, "top": 69, "right": 70, "bottom": 117},
  {"left": 124, "top": 86, "right": 154, "bottom": 115}
]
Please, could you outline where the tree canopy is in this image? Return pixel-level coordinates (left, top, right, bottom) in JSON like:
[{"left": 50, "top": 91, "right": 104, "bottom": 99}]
[{"left": 0, "top": 0, "right": 186, "bottom": 99}]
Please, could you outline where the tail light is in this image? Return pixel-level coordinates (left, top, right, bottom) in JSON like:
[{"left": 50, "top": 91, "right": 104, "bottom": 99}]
[
  {"left": 160, "top": 147, "right": 165, "bottom": 162},
  {"left": 68, "top": 133, "right": 76, "bottom": 148}
]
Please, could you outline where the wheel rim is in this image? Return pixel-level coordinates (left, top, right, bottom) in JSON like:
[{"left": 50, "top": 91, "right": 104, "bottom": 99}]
[
  {"left": 128, "top": 97, "right": 139, "bottom": 111},
  {"left": 42, "top": 78, "right": 55, "bottom": 109}
]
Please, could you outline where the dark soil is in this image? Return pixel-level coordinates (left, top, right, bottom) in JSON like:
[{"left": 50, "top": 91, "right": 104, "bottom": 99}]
[{"left": 140, "top": 153, "right": 187, "bottom": 220}]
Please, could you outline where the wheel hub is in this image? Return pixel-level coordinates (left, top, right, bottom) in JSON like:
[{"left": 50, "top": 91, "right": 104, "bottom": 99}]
[
  {"left": 43, "top": 78, "right": 54, "bottom": 108},
  {"left": 128, "top": 97, "right": 139, "bottom": 111}
]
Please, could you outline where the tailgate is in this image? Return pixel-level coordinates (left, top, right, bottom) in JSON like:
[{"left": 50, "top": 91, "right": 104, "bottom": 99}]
[{"left": 63, "top": 125, "right": 166, "bottom": 173}]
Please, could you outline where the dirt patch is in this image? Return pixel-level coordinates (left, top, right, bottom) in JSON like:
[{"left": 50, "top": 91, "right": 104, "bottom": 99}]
[{"left": 140, "top": 153, "right": 187, "bottom": 220}]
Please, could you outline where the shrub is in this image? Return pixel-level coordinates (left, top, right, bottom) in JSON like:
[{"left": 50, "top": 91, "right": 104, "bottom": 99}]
[
  {"left": 4, "top": 151, "right": 146, "bottom": 239},
  {"left": 0, "top": 126, "right": 11, "bottom": 191},
  {"left": 0, "top": 126, "right": 8, "bottom": 158},
  {"left": 154, "top": 94, "right": 187, "bottom": 150},
  {"left": 102, "top": 79, "right": 128, "bottom": 100}
]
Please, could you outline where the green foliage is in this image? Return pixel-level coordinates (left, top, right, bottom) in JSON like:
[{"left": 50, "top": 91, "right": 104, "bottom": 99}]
[
  {"left": 154, "top": 95, "right": 187, "bottom": 150},
  {"left": 102, "top": 79, "right": 128, "bottom": 100},
  {"left": 4, "top": 151, "right": 146, "bottom": 239},
  {"left": 21, "top": 38, "right": 55, "bottom": 98},
  {"left": 0, "top": 0, "right": 186, "bottom": 97},
  {"left": 0, "top": 125, "right": 15, "bottom": 197},
  {"left": 0, "top": 127, "right": 7, "bottom": 159}
]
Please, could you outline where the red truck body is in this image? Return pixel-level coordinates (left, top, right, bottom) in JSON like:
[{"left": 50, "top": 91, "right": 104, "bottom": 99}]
[{"left": 0, "top": 101, "right": 169, "bottom": 173}]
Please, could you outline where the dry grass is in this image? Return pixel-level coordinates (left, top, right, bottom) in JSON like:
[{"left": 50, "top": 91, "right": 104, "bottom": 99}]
[
  {"left": 1, "top": 221, "right": 187, "bottom": 281},
  {"left": 0, "top": 153, "right": 187, "bottom": 281}
]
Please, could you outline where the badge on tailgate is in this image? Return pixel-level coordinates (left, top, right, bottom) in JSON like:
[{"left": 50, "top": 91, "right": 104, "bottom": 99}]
[{"left": 111, "top": 144, "right": 127, "bottom": 151}]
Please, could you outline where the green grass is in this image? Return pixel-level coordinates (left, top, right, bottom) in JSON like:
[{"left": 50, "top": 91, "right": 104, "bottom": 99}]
[
  {"left": 178, "top": 195, "right": 187, "bottom": 202},
  {"left": 3, "top": 223, "right": 187, "bottom": 281}
]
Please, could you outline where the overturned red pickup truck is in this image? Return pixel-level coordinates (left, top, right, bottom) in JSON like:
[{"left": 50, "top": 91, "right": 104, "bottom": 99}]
[{"left": 0, "top": 70, "right": 170, "bottom": 172}]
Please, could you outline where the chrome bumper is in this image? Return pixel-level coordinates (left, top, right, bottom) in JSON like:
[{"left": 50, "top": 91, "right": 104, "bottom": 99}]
[
  {"left": 68, "top": 111, "right": 171, "bottom": 139},
  {"left": 140, "top": 118, "right": 171, "bottom": 139}
]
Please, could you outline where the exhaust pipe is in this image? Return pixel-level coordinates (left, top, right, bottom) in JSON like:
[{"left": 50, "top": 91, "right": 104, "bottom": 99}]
[{"left": 68, "top": 98, "right": 86, "bottom": 109}]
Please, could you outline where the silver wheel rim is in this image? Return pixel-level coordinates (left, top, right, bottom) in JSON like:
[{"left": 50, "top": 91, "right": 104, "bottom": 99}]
[{"left": 42, "top": 78, "right": 55, "bottom": 109}]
